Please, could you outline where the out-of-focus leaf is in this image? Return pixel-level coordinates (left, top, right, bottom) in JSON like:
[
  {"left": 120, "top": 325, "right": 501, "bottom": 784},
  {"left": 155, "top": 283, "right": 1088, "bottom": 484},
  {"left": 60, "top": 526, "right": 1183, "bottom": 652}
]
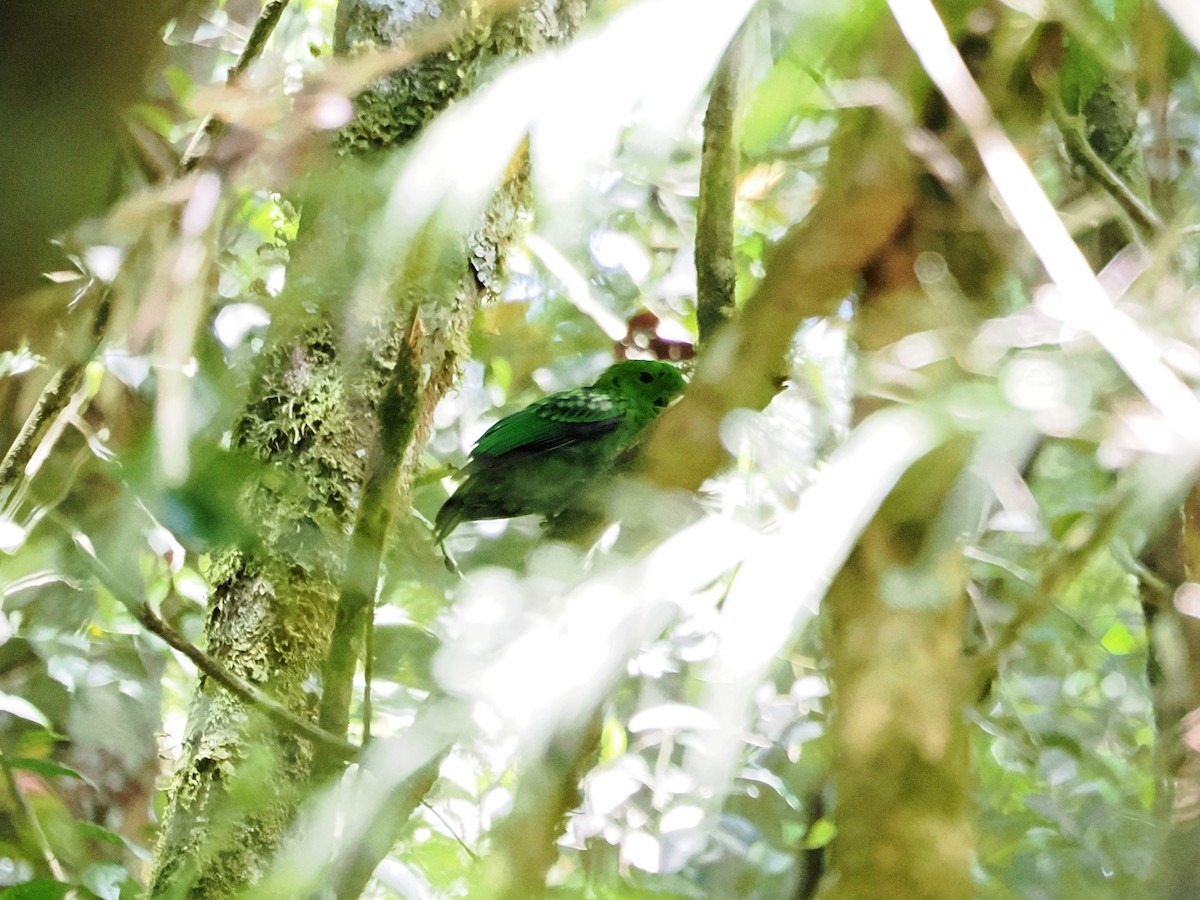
[
  {"left": 1100, "top": 621, "right": 1137, "bottom": 655},
  {"left": 599, "top": 716, "right": 628, "bottom": 763},
  {"left": 76, "top": 822, "right": 125, "bottom": 847},
  {"left": 372, "top": 623, "right": 440, "bottom": 685},
  {"left": 0, "top": 694, "right": 49, "bottom": 727},
  {"left": 6, "top": 758, "right": 92, "bottom": 787},
  {"left": 128, "top": 104, "right": 174, "bottom": 138},
  {"left": 80, "top": 863, "right": 128, "bottom": 900},
  {"left": 804, "top": 818, "right": 836, "bottom": 849},
  {"left": 0, "top": 880, "right": 73, "bottom": 900}
]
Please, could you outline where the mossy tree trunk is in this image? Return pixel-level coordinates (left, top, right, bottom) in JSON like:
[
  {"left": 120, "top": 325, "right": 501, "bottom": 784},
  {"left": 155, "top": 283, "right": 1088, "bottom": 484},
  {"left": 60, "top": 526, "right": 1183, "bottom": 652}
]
[{"left": 148, "top": 2, "right": 587, "bottom": 896}]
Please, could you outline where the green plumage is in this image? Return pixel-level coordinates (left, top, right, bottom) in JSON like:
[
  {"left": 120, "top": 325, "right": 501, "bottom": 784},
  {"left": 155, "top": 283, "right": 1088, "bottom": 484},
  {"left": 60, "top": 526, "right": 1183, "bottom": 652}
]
[{"left": 434, "top": 360, "right": 686, "bottom": 540}]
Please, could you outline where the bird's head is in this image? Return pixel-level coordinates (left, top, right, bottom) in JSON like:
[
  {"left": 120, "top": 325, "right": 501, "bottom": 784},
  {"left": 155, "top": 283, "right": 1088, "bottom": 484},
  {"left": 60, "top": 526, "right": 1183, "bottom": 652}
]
[{"left": 592, "top": 360, "right": 686, "bottom": 410}]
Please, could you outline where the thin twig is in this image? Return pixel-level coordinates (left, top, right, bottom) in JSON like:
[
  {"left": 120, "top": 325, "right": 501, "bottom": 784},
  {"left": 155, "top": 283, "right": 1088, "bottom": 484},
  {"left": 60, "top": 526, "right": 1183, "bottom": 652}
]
[
  {"left": 0, "top": 287, "right": 112, "bottom": 492},
  {"left": 419, "top": 799, "right": 479, "bottom": 861},
  {"left": 695, "top": 25, "right": 747, "bottom": 345},
  {"left": 178, "top": 0, "right": 292, "bottom": 174},
  {"left": 0, "top": 749, "right": 67, "bottom": 881},
  {"left": 1047, "top": 88, "right": 1162, "bottom": 235},
  {"left": 77, "top": 548, "right": 360, "bottom": 761}
]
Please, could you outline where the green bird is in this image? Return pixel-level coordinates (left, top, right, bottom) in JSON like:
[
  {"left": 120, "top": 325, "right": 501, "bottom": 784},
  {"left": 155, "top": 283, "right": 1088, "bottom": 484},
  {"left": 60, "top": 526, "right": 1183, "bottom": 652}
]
[{"left": 434, "top": 359, "right": 686, "bottom": 541}]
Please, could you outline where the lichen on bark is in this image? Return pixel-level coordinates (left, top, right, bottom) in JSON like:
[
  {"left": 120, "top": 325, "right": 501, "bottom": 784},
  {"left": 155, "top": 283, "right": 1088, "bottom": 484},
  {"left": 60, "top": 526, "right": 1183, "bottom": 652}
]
[{"left": 151, "top": 561, "right": 334, "bottom": 896}]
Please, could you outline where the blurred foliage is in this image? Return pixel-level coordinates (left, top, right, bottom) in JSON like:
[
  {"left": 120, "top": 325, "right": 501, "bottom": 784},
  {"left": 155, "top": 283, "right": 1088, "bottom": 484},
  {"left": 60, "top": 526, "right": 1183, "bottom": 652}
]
[{"left": 0, "top": 0, "right": 1198, "bottom": 897}]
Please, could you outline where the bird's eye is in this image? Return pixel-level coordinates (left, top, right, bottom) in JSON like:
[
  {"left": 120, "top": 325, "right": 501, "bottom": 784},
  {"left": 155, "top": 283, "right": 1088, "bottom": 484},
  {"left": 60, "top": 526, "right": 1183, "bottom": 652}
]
[{"left": 638, "top": 371, "right": 654, "bottom": 383}]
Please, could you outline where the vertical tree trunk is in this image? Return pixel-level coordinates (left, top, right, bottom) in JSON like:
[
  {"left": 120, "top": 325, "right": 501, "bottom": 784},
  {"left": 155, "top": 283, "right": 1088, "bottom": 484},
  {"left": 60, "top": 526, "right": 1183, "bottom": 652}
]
[
  {"left": 149, "top": 2, "right": 587, "bottom": 895},
  {"left": 811, "top": 12, "right": 1021, "bottom": 893},
  {"left": 820, "top": 447, "right": 976, "bottom": 900},
  {"left": 1152, "top": 486, "right": 1200, "bottom": 897}
]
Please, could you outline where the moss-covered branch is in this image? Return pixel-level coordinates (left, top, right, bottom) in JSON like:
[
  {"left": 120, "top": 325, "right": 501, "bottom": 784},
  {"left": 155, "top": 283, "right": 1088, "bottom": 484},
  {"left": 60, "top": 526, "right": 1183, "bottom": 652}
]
[
  {"left": 142, "top": 602, "right": 360, "bottom": 761},
  {"left": 1048, "top": 86, "right": 1161, "bottom": 236},
  {"left": 314, "top": 315, "right": 424, "bottom": 775},
  {"left": 84, "top": 548, "right": 361, "bottom": 761}
]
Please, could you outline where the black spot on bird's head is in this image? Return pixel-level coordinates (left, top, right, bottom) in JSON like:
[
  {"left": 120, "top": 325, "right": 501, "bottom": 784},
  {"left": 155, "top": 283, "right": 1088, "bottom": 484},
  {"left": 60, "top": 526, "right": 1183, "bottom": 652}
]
[{"left": 639, "top": 371, "right": 654, "bottom": 384}]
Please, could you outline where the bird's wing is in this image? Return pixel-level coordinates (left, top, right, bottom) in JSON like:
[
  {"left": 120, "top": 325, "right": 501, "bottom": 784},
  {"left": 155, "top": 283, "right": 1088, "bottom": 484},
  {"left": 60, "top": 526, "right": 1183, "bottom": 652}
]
[{"left": 471, "top": 389, "right": 623, "bottom": 462}]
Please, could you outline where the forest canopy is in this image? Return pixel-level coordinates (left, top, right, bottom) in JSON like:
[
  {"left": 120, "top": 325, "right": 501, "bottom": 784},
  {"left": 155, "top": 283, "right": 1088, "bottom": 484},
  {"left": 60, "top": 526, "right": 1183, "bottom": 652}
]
[{"left": 1, "top": 0, "right": 1200, "bottom": 898}]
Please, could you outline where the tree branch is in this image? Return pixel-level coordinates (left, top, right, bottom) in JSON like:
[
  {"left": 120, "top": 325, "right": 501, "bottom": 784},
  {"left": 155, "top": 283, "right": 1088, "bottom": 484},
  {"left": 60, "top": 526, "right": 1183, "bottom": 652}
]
[
  {"left": 1048, "top": 88, "right": 1162, "bottom": 236},
  {"left": 641, "top": 110, "right": 918, "bottom": 491},
  {"left": 330, "top": 750, "right": 449, "bottom": 900},
  {"left": 0, "top": 286, "right": 111, "bottom": 492},
  {"left": 314, "top": 315, "right": 424, "bottom": 776},
  {"left": 178, "top": 0, "right": 292, "bottom": 174},
  {"left": 78, "top": 548, "right": 360, "bottom": 761},
  {"left": 484, "top": 709, "right": 604, "bottom": 899},
  {"left": 888, "top": 0, "right": 1200, "bottom": 441},
  {"left": 138, "top": 604, "right": 360, "bottom": 762},
  {"left": 695, "top": 25, "right": 746, "bottom": 345}
]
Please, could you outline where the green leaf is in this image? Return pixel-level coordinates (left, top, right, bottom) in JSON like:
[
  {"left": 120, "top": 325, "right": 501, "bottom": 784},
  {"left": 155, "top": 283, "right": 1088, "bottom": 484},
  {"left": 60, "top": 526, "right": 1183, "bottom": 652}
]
[
  {"left": 1100, "top": 621, "right": 1136, "bottom": 656},
  {"left": 128, "top": 104, "right": 174, "bottom": 138},
  {"left": 488, "top": 357, "right": 513, "bottom": 397},
  {"left": 7, "top": 758, "right": 93, "bottom": 787},
  {"left": 78, "top": 821, "right": 125, "bottom": 846},
  {"left": 162, "top": 64, "right": 192, "bottom": 102},
  {"left": 0, "top": 880, "right": 73, "bottom": 900},
  {"left": 372, "top": 623, "right": 440, "bottom": 685},
  {"left": 741, "top": 57, "right": 813, "bottom": 156},
  {"left": 599, "top": 716, "right": 628, "bottom": 763},
  {"left": 804, "top": 818, "right": 837, "bottom": 849},
  {"left": 15, "top": 730, "right": 68, "bottom": 755}
]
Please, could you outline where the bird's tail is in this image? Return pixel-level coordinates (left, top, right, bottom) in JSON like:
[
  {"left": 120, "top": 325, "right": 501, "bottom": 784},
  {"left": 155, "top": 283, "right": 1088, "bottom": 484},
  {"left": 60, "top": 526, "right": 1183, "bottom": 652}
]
[{"left": 433, "top": 496, "right": 466, "bottom": 544}]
